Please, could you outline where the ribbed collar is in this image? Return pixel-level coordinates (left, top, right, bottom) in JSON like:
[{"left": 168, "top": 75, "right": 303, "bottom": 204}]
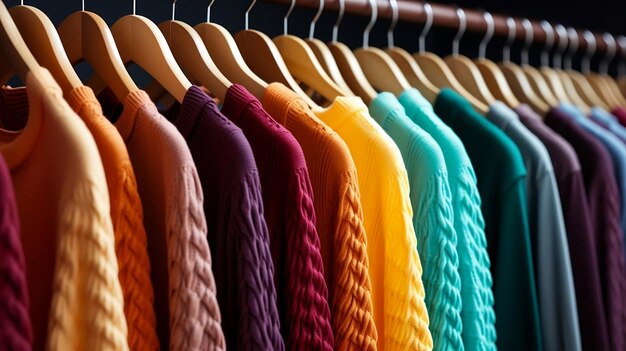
[
  {"left": 314, "top": 94, "right": 368, "bottom": 130},
  {"left": 434, "top": 88, "right": 473, "bottom": 125},
  {"left": 260, "top": 83, "right": 307, "bottom": 127},
  {"left": 0, "top": 85, "right": 28, "bottom": 131},
  {"left": 65, "top": 85, "right": 102, "bottom": 115},
  {"left": 114, "top": 89, "right": 154, "bottom": 142},
  {"left": 222, "top": 84, "right": 263, "bottom": 125},
  {"left": 369, "top": 92, "right": 404, "bottom": 128},
  {"left": 170, "top": 86, "right": 211, "bottom": 139},
  {"left": 399, "top": 88, "right": 432, "bottom": 113}
]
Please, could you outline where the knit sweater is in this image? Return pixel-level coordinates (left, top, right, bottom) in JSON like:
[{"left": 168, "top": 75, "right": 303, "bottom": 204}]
[
  {"left": 221, "top": 85, "right": 334, "bottom": 351},
  {"left": 261, "top": 83, "right": 378, "bottom": 351},
  {"left": 315, "top": 96, "right": 433, "bottom": 351},
  {"left": 0, "top": 153, "right": 31, "bottom": 351},
  {"left": 0, "top": 68, "right": 128, "bottom": 350},
  {"left": 107, "top": 89, "right": 225, "bottom": 350},
  {"left": 370, "top": 92, "right": 463, "bottom": 351},
  {"left": 162, "top": 86, "right": 284, "bottom": 351},
  {"left": 399, "top": 88, "right": 496, "bottom": 351}
]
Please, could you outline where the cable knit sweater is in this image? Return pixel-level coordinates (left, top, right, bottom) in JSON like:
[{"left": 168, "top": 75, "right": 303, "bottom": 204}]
[
  {"left": 0, "top": 153, "right": 32, "bottom": 351},
  {"left": 399, "top": 89, "right": 496, "bottom": 351},
  {"left": 221, "top": 85, "right": 334, "bottom": 351},
  {"left": 0, "top": 68, "right": 128, "bottom": 350},
  {"left": 315, "top": 96, "right": 433, "bottom": 351},
  {"left": 261, "top": 83, "right": 378, "bottom": 351},
  {"left": 162, "top": 86, "right": 284, "bottom": 351},
  {"left": 107, "top": 89, "right": 225, "bottom": 350},
  {"left": 370, "top": 93, "right": 464, "bottom": 351}
]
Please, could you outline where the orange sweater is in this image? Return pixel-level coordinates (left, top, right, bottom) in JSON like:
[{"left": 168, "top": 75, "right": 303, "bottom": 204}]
[
  {"left": 65, "top": 86, "right": 158, "bottom": 351},
  {"left": 0, "top": 68, "right": 128, "bottom": 350},
  {"left": 263, "top": 84, "right": 378, "bottom": 350}
]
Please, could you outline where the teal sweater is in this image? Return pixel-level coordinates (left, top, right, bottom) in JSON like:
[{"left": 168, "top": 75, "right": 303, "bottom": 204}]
[
  {"left": 399, "top": 88, "right": 497, "bottom": 351},
  {"left": 370, "top": 93, "right": 464, "bottom": 351}
]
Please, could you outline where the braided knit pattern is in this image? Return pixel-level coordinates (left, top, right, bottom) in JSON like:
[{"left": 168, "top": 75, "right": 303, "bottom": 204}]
[
  {"left": 113, "top": 166, "right": 159, "bottom": 350},
  {"left": 233, "top": 171, "right": 284, "bottom": 350},
  {"left": 168, "top": 166, "right": 226, "bottom": 351},
  {"left": 332, "top": 172, "right": 378, "bottom": 351},
  {"left": 455, "top": 166, "right": 497, "bottom": 351},
  {"left": 284, "top": 168, "right": 334, "bottom": 351},
  {"left": 0, "top": 158, "right": 32, "bottom": 351},
  {"left": 47, "top": 180, "right": 129, "bottom": 351},
  {"left": 411, "top": 168, "right": 464, "bottom": 351}
]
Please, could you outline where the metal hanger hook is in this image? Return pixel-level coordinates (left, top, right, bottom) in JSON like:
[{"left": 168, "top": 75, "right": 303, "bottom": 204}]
[
  {"left": 81, "top": 0, "right": 85, "bottom": 11},
  {"left": 521, "top": 19, "right": 533, "bottom": 66},
  {"left": 553, "top": 24, "right": 568, "bottom": 69},
  {"left": 618, "top": 36, "right": 626, "bottom": 77},
  {"left": 172, "top": 0, "right": 177, "bottom": 21},
  {"left": 452, "top": 7, "right": 466, "bottom": 57},
  {"left": 503, "top": 17, "right": 516, "bottom": 63},
  {"left": 418, "top": 2, "right": 433, "bottom": 53},
  {"left": 132, "top": 0, "right": 136, "bottom": 15},
  {"left": 206, "top": 0, "right": 215, "bottom": 22},
  {"left": 332, "top": 0, "right": 345, "bottom": 42},
  {"left": 363, "top": 0, "right": 377, "bottom": 48},
  {"left": 245, "top": 0, "right": 257, "bottom": 30},
  {"left": 581, "top": 31, "right": 596, "bottom": 74},
  {"left": 564, "top": 27, "right": 579, "bottom": 70},
  {"left": 309, "top": 0, "right": 324, "bottom": 39},
  {"left": 478, "top": 11, "right": 494, "bottom": 59},
  {"left": 283, "top": 0, "right": 296, "bottom": 34},
  {"left": 600, "top": 33, "right": 617, "bottom": 74},
  {"left": 387, "top": 0, "right": 399, "bottom": 48},
  {"left": 540, "top": 21, "right": 554, "bottom": 67}
]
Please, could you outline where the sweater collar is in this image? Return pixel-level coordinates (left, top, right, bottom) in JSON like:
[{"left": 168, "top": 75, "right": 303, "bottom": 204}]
[
  {"left": 114, "top": 89, "right": 154, "bottom": 142},
  {"left": 170, "top": 86, "right": 210, "bottom": 139},
  {"left": 222, "top": 84, "right": 263, "bottom": 125}
]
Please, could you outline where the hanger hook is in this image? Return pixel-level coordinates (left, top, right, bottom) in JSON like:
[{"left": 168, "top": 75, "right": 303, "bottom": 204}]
[
  {"left": 618, "top": 36, "right": 626, "bottom": 77},
  {"left": 332, "top": 0, "right": 345, "bottom": 42},
  {"left": 540, "top": 21, "right": 554, "bottom": 67},
  {"left": 363, "top": 0, "right": 377, "bottom": 48},
  {"left": 521, "top": 19, "right": 533, "bottom": 66},
  {"left": 599, "top": 33, "right": 617, "bottom": 75},
  {"left": 503, "top": 17, "right": 516, "bottom": 63},
  {"left": 309, "top": 0, "right": 324, "bottom": 39},
  {"left": 283, "top": 0, "right": 296, "bottom": 35},
  {"left": 387, "top": 0, "right": 399, "bottom": 48},
  {"left": 418, "top": 2, "right": 433, "bottom": 53},
  {"left": 207, "top": 0, "right": 215, "bottom": 22},
  {"left": 581, "top": 31, "right": 596, "bottom": 74},
  {"left": 245, "top": 0, "right": 257, "bottom": 30},
  {"left": 478, "top": 11, "right": 494, "bottom": 59},
  {"left": 564, "top": 27, "right": 579, "bottom": 70},
  {"left": 172, "top": 0, "right": 177, "bottom": 21},
  {"left": 553, "top": 24, "right": 568, "bottom": 69},
  {"left": 452, "top": 7, "right": 466, "bottom": 57},
  {"left": 132, "top": 0, "right": 136, "bottom": 15}
]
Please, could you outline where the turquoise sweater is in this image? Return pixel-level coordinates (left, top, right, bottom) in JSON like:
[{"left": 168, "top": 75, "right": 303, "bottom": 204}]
[
  {"left": 399, "top": 89, "right": 497, "bottom": 351},
  {"left": 370, "top": 93, "right": 464, "bottom": 351}
]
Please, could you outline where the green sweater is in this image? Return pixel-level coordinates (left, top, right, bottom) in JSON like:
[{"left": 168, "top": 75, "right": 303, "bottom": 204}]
[
  {"left": 433, "top": 89, "right": 542, "bottom": 351},
  {"left": 370, "top": 92, "right": 464, "bottom": 351},
  {"left": 399, "top": 88, "right": 496, "bottom": 351}
]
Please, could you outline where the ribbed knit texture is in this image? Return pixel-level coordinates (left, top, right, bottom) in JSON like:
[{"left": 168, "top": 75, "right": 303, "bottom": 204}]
[
  {"left": 0, "top": 153, "right": 32, "bottom": 350},
  {"left": 261, "top": 83, "right": 377, "bottom": 351},
  {"left": 314, "top": 96, "right": 433, "bottom": 351},
  {"left": 106, "top": 89, "right": 225, "bottom": 350},
  {"left": 370, "top": 93, "right": 463, "bottom": 351},
  {"left": 161, "top": 86, "right": 284, "bottom": 351},
  {"left": 399, "top": 88, "right": 496, "bottom": 351},
  {"left": 0, "top": 68, "right": 128, "bottom": 350},
  {"left": 65, "top": 86, "right": 158, "bottom": 351},
  {"left": 221, "top": 84, "right": 333, "bottom": 351}
]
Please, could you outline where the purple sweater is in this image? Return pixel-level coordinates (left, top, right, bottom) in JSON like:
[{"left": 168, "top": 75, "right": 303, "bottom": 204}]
[
  {"left": 0, "top": 153, "right": 32, "bottom": 350},
  {"left": 164, "top": 86, "right": 284, "bottom": 351}
]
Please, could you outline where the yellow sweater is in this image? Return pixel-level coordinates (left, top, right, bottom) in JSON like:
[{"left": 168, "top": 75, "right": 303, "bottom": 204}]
[{"left": 315, "top": 97, "right": 433, "bottom": 351}]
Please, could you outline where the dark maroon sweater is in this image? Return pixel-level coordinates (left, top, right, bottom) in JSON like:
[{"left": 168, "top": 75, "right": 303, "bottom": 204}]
[
  {"left": 164, "top": 86, "right": 284, "bottom": 351},
  {"left": 221, "top": 84, "right": 333, "bottom": 351},
  {"left": 0, "top": 153, "right": 32, "bottom": 350}
]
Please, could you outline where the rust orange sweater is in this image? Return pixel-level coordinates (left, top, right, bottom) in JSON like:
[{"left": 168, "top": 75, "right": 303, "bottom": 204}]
[{"left": 262, "top": 84, "right": 378, "bottom": 351}]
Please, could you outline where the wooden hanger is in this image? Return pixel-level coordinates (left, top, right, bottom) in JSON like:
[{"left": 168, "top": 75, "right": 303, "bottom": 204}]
[
  {"left": 58, "top": 8, "right": 138, "bottom": 103},
  {"left": 328, "top": 41, "right": 377, "bottom": 104},
  {"left": 0, "top": 1, "right": 42, "bottom": 85},
  {"left": 586, "top": 33, "right": 626, "bottom": 107},
  {"left": 158, "top": 2, "right": 230, "bottom": 101},
  {"left": 194, "top": 1, "right": 267, "bottom": 100},
  {"left": 9, "top": 5, "right": 82, "bottom": 96},
  {"left": 444, "top": 8, "right": 495, "bottom": 106},
  {"left": 413, "top": 3, "right": 487, "bottom": 114},
  {"left": 234, "top": 0, "right": 320, "bottom": 109}
]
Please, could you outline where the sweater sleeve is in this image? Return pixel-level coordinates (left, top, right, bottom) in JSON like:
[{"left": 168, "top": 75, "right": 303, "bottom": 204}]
[
  {"left": 47, "top": 180, "right": 129, "bottom": 351},
  {"left": 412, "top": 170, "right": 464, "bottom": 351},
  {"left": 0, "top": 165, "right": 32, "bottom": 351},
  {"left": 230, "top": 170, "right": 284, "bottom": 351},
  {"left": 332, "top": 172, "right": 378, "bottom": 351},
  {"left": 112, "top": 165, "right": 159, "bottom": 350},
  {"left": 285, "top": 168, "right": 334, "bottom": 351},
  {"left": 168, "top": 166, "right": 226, "bottom": 351}
]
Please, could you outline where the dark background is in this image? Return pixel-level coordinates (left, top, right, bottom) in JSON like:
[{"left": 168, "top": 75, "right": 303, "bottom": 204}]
[{"left": 4, "top": 0, "right": 626, "bottom": 81}]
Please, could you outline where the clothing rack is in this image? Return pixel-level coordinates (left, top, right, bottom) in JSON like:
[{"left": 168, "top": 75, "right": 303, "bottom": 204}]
[{"left": 259, "top": 0, "right": 620, "bottom": 56}]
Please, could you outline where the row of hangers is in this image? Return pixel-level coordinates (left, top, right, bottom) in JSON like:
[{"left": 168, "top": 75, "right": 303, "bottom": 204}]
[{"left": 0, "top": 0, "right": 624, "bottom": 120}]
